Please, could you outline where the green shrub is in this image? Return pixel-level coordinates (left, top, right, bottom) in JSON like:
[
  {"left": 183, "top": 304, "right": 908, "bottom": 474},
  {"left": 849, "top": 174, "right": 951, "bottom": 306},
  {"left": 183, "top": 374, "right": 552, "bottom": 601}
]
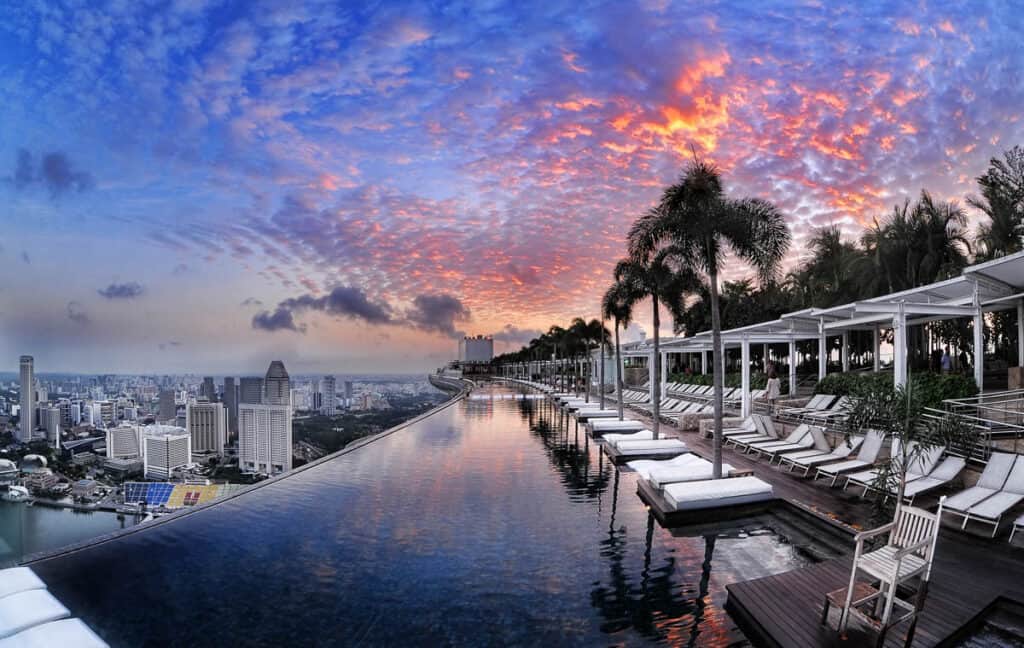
[{"left": 813, "top": 372, "right": 977, "bottom": 409}]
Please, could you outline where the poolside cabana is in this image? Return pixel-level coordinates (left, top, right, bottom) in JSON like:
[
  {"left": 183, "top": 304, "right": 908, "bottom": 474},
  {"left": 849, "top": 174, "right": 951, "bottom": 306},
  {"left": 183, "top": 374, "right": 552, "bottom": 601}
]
[{"left": 597, "top": 250, "right": 1024, "bottom": 418}]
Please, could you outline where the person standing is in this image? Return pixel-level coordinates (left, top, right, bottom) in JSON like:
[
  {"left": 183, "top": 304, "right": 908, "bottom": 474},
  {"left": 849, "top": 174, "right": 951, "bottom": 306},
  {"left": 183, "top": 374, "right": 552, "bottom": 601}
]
[
  {"left": 765, "top": 368, "right": 781, "bottom": 413},
  {"left": 941, "top": 346, "right": 952, "bottom": 374}
]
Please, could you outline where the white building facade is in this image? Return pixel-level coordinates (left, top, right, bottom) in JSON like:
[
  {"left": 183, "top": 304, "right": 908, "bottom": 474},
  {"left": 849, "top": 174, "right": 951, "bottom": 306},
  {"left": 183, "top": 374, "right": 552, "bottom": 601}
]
[
  {"left": 458, "top": 336, "right": 493, "bottom": 363},
  {"left": 19, "top": 355, "right": 34, "bottom": 443},
  {"left": 185, "top": 401, "right": 227, "bottom": 457},
  {"left": 143, "top": 431, "right": 192, "bottom": 480},
  {"left": 238, "top": 403, "right": 292, "bottom": 476}
]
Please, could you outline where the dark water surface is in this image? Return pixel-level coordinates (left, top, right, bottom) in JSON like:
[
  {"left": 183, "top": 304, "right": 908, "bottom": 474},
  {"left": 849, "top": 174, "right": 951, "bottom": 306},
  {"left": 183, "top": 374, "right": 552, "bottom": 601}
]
[{"left": 33, "top": 383, "right": 831, "bottom": 646}]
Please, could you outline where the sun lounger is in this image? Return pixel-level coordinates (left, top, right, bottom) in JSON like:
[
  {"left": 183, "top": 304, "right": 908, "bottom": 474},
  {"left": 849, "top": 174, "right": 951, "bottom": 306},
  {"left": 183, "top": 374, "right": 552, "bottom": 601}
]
[
  {"left": 949, "top": 454, "right": 1024, "bottom": 537},
  {"left": 0, "top": 618, "right": 108, "bottom": 648},
  {"left": 724, "top": 415, "right": 777, "bottom": 447},
  {"left": 627, "top": 453, "right": 699, "bottom": 479},
  {"left": 647, "top": 459, "right": 738, "bottom": 489},
  {"left": 802, "top": 395, "right": 852, "bottom": 424},
  {"left": 942, "top": 452, "right": 1017, "bottom": 530},
  {"left": 588, "top": 419, "right": 646, "bottom": 435},
  {"left": 814, "top": 430, "right": 886, "bottom": 486},
  {"left": 757, "top": 425, "right": 829, "bottom": 463},
  {"left": 0, "top": 568, "right": 46, "bottom": 601},
  {"left": 662, "top": 476, "right": 774, "bottom": 511},
  {"left": 602, "top": 430, "right": 653, "bottom": 444},
  {"left": 901, "top": 456, "right": 966, "bottom": 505},
  {"left": 610, "top": 439, "right": 689, "bottom": 457},
  {"left": 573, "top": 409, "right": 620, "bottom": 420},
  {"left": 845, "top": 442, "right": 943, "bottom": 495},
  {"left": 780, "top": 435, "right": 863, "bottom": 476},
  {"left": 778, "top": 393, "right": 834, "bottom": 418},
  {"left": 735, "top": 423, "right": 808, "bottom": 454},
  {"left": 0, "top": 590, "right": 70, "bottom": 640},
  {"left": 746, "top": 425, "right": 817, "bottom": 460},
  {"left": 1011, "top": 514, "right": 1024, "bottom": 543}
]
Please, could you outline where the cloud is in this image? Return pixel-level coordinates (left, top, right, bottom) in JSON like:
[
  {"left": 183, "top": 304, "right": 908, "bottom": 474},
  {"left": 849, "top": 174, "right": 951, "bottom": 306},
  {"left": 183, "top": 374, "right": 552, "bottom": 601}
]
[
  {"left": 490, "top": 324, "right": 543, "bottom": 345},
  {"left": 405, "top": 293, "right": 471, "bottom": 338},
  {"left": 158, "top": 340, "right": 183, "bottom": 351},
  {"left": 252, "top": 307, "right": 305, "bottom": 333},
  {"left": 240, "top": 297, "right": 263, "bottom": 307},
  {"left": 98, "top": 282, "right": 145, "bottom": 299},
  {"left": 282, "top": 285, "right": 394, "bottom": 324},
  {"left": 66, "top": 301, "right": 89, "bottom": 324},
  {"left": 172, "top": 263, "right": 189, "bottom": 275},
  {"left": 10, "top": 149, "right": 94, "bottom": 197}
]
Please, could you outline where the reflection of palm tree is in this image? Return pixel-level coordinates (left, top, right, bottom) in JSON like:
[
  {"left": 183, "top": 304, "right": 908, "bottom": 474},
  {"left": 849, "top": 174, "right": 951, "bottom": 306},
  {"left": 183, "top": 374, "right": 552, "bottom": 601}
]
[{"left": 685, "top": 534, "right": 717, "bottom": 648}]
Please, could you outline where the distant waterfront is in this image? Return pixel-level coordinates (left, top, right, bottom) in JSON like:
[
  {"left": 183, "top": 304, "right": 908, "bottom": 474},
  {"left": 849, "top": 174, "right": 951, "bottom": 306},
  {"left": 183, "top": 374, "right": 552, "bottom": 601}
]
[{"left": 0, "top": 501, "right": 140, "bottom": 566}]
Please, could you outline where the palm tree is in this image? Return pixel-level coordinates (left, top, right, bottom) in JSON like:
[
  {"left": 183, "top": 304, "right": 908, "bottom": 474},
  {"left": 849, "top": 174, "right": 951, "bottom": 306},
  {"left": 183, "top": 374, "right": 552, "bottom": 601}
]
[
  {"left": 629, "top": 158, "right": 790, "bottom": 477},
  {"left": 971, "top": 145, "right": 1024, "bottom": 260},
  {"left": 602, "top": 282, "right": 634, "bottom": 421},
  {"left": 613, "top": 246, "right": 698, "bottom": 438}
]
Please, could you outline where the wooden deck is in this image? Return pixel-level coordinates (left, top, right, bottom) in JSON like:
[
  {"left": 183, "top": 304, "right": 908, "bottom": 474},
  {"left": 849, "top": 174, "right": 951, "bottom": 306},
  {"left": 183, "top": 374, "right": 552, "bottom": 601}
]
[{"left": 577, "top": 397, "right": 1024, "bottom": 647}]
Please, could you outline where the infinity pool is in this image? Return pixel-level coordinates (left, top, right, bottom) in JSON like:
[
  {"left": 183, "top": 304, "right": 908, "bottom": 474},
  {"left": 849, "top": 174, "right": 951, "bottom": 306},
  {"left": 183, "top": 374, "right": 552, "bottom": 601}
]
[{"left": 32, "top": 383, "right": 842, "bottom": 646}]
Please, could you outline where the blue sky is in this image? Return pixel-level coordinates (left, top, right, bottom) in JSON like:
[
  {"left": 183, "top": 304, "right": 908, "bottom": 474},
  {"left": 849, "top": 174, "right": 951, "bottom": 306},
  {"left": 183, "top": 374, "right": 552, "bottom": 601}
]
[{"left": 2, "top": 1, "right": 1023, "bottom": 374}]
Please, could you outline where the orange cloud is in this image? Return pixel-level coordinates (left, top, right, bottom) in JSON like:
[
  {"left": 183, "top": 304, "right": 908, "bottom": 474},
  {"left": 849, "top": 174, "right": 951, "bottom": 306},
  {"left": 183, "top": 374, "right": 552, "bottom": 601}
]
[{"left": 675, "top": 50, "right": 731, "bottom": 94}]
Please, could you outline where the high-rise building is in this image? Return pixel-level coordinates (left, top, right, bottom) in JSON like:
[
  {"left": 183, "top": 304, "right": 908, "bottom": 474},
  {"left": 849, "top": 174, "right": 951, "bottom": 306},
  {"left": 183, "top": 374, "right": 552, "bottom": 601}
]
[
  {"left": 238, "top": 403, "right": 292, "bottom": 476},
  {"left": 200, "top": 377, "right": 217, "bottom": 402},
  {"left": 158, "top": 389, "right": 176, "bottom": 421},
  {"left": 19, "top": 355, "right": 34, "bottom": 443},
  {"left": 223, "top": 377, "right": 238, "bottom": 438},
  {"left": 43, "top": 406, "right": 61, "bottom": 446},
  {"left": 344, "top": 381, "right": 353, "bottom": 401},
  {"left": 458, "top": 335, "right": 494, "bottom": 363},
  {"left": 239, "top": 377, "right": 263, "bottom": 404},
  {"left": 106, "top": 424, "right": 143, "bottom": 459},
  {"left": 98, "top": 400, "right": 116, "bottom": 427},
  {"left": 264, "top": 361, "right": 290, "bottom": 406},
  {"left": 143, "top": 429, "right": 192, "bottom": 480},
  {"left": 186, "top": 401, "right": 227, "bottom": 457},
  {"left": 319, "top": 375, "right": 336, "bottom": 415}
]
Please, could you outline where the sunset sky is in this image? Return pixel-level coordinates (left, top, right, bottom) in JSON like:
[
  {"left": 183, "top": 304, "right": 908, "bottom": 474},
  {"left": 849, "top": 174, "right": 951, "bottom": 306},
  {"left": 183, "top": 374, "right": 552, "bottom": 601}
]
[{"left": 2, "top": 1, "right": 1023, "bottom": 374}]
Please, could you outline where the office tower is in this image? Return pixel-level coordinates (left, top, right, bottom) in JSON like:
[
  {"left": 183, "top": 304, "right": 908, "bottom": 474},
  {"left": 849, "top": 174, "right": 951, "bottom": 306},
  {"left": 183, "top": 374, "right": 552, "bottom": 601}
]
[
  {"left": 19, "top": 355, "right": 34, "bottom": 442},
  {"left": 238, "top": 403, "right": 292, "bottom": 476},
  {"left": 264, "top": 361, "right": 290, "bottom": 406},
  {"left": 106, "top": 424, "right": 143, "bottom": 459},
  {"left": 186, "top": 401, "right": 227, "bottom": 456},
  {"left": 142, "top": 429, "right": 192, "bottom": 480},
  {"left": 57, "top": 398, "right": 73, "bottom": 428},
  {"left": 223, "top": 377, "right": 238, "bottom": 438},
  {"left": 319, "top": 375, "right": 336, "bottom": 415},
  {"left": 43, "top": 406, "right": 61, "bottom": 446},
  {"left": 240, "top": 377, "right": 263, "bottom": 404},
  {"left": 200, "top": 376, "right": 216, "bottom": 402},
  {"left": 158, "top": 389, "right": 176, "bottom": 421},
  {"left": 98, "top": 400, "right": 116, "bottom": 427}
]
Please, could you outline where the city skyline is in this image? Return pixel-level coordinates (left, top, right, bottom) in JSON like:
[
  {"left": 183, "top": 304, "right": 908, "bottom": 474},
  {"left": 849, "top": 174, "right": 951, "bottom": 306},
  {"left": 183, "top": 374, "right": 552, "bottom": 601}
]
[{"left": 4, "top": 2, "right": 1024, "bottom": 373}]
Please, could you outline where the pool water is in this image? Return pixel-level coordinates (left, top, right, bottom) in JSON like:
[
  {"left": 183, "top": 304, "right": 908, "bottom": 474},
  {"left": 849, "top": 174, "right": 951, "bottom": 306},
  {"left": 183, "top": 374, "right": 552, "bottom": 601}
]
[{"left": 32, "top": 383, "right": 843, "bottom": 646}]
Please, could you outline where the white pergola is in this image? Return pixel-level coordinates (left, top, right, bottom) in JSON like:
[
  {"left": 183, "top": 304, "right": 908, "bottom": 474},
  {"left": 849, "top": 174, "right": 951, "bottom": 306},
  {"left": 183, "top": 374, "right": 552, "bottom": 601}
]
[{"left": 605, "top": 250, "right": 1024, "bottom": 418}]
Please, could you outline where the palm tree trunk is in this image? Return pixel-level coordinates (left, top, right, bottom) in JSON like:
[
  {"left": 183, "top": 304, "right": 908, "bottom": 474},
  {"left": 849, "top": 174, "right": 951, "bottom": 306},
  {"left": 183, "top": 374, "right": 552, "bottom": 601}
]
[
  {"left": 614, "top": 321, "right": 624, "bottom": 420},
  {"left": 599, "top": 327, "right": 606, "bottom": 411},
  {"left": 710, "top": 267, "right": 724, "bottom": 479},
  {"left": 652, "top": 296, "right": 661, "bottom": 440}
]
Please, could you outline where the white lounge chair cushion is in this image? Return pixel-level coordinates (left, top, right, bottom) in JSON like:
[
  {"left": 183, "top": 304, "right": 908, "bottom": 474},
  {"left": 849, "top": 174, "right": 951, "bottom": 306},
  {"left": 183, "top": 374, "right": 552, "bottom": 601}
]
[
  {"left": 965, "top": 492, "right": 1024, "bottom": 520},
  {"left": 902, "top": 457, "right": 966, "bottom": 498},
  {"left": 603, "top": 431, "right": 654, "bottom": 444},
  {"left": 0, "top": 568, "right": 46, "bottom": 601},
  {"left": 649, "top": 461, "right": 737, "bottom": 489},
  {"left": 575, "top": 409, "right": 619, "bottom": 418},
  {"left": 613, "top": 439, "right": 689, "bottom": 456},
  {"left": 818, "top": 459, "right": 869, "bottom": 475},
  {"left": 626, "top": 454, "right": 699, "bottom": 480},
  {"left": 977, "top": 452, "right": 1017, "bottom": 489},
  {"left": 0, "top": 590, "right": 70, "bottom": 639},
  {"left": 590, "top": 419, "right": 644, "bottom": 431},
  {"left": 663, "top": 476, "right": 774, "bottom": 511},
  {"left": 0, "top": 619, "right": 108, "bottom": 648}
]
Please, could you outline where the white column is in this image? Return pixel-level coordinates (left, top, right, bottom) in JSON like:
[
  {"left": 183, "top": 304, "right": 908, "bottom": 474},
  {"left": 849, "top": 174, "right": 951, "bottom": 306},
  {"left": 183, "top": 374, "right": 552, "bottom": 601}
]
[
  {"left": 701, "top": 350, "right": 708, "bottom": 375},
  {"left": 1017, "top": 300, "right": 1024, "bottom": 366},
  {"left": 763, "top": 343, "right": 770, "bottom": 372},
  {"left": 817, "top": 319, "right": 827, "bottom": 380},
  {"left": 872, "top": 327, "right": 880, "bottom": 372},
  {"left": 788, "top": 340, "right": 797, "bottom": 396},
  {"left": 660, "top": 351, "right": 668, "bottom": 392},
  {"left": 741, "top": 337, "right": 752, "bottom": 417},
  {"left": 648, "top": 351, "right": 656, "bottom": 398},
  {"left": 893, "top": 307, "right": 908, "bottom": 387},
  {"left": 973, "top": 309, "right": 985, "bottom": 391},
  {"left": 841, "top": 331, "right": 850, "bottom": 372}
]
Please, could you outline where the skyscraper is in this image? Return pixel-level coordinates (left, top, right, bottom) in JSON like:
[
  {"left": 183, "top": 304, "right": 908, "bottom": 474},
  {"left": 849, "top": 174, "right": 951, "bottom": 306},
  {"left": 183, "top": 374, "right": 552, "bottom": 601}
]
[
  {"left": 158, "top": 389, "right": 176, "bottom": 422},
  {"left": 344, "top": 380, "right": 353, "bottom": 401},
  {"left": 238, "top": 403, "right": 292, "bottom": 476},
  {"left": 19, "top": 355, "right": 34, "bottom": 443},
  {"left": 185, "top": 401, "right": 227, "bottom": 456},
  {"left": 239, "top": 377, "right": 263, "bottom": 404},
  {"left": 264, "top": 361, "right": 290, "bottom": 406},
  {"left": 319, "top": 375, "right": 336, "bottom": 415},
  {"left": 201, "top": 376, "right": 217, "bottom": 402},
  {"left": 223, "top": 377, "right": 238, "bottom": 438}
]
